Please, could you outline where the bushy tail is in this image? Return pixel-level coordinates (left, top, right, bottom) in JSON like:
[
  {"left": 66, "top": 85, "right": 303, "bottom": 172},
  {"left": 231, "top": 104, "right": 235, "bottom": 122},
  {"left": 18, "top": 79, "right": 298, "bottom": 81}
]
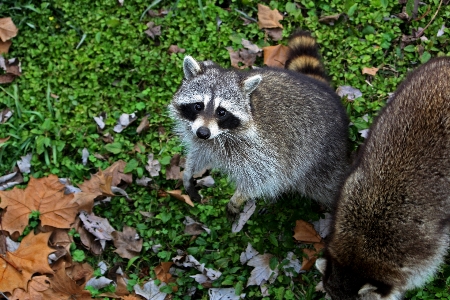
[{"left": 285, "top": 31, "right": 328, "bottom": 83}]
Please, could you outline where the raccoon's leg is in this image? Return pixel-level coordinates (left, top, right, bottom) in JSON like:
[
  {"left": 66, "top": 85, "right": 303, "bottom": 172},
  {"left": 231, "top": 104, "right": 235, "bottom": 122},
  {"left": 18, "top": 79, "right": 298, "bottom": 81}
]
[
  {"left": 226, "top": 190, "right": 247, "bottom": 219},
  {"left": 183, "top": 155, "right": 208, "bottom": 202}
]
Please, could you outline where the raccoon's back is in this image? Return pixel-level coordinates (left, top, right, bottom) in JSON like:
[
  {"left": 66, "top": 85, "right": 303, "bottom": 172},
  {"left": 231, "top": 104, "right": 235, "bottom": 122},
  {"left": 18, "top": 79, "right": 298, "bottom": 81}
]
[{"left": 332, "top": 57, "right": 450, "bottom": 274}]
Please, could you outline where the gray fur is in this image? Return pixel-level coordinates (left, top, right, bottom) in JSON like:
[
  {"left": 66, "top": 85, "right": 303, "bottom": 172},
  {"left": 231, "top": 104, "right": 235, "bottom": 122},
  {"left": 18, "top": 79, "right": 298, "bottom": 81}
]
[
  {"left": 169, "top": 38, "right": 349, "bottom": 217},
  {"left": 317, "top": 57, "right": 450, "bottom": 299}
]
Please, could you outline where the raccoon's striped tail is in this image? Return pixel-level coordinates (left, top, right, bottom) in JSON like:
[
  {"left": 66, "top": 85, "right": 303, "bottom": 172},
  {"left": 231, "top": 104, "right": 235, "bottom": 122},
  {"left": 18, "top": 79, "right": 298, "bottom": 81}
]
[{"left": 285, "top": 31, "right": 328, "bottom": 83}]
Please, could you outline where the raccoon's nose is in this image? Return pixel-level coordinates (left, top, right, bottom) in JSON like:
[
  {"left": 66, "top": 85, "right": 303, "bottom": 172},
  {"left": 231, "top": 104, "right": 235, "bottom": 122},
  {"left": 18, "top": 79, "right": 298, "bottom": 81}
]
[{"left": 196, "top": 127, "right": 211, "bottom": 139}]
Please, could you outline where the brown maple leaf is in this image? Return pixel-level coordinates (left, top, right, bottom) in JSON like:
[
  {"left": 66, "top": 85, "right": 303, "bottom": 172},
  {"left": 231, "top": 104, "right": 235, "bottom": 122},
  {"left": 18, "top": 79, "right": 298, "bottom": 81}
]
[
  {"left": 257, "top": 4, "right": 283, "bottom": 29},
  {"left": 104, "top": 160, "right": 132, "bottom": 186},
  {"left": 49, "top": 262, "right": 94, "bottom": 300},
  {"left": 154, "top": 262, "right": 174, "bottom": 283},
  {"left": 293, "top": 220, "right": 322, "bottom": 243},
  {"left": 0, "top": 40, "right": 11, "bottom": 54},
  {"left": 166, "top": 154, "right": 181, "bottom": 180},
  {"left": 0, "top": 17, "right": 18, "bottom": 42},
  {"left": 10, "top": 275, "right": 67, "bottom": 300},
  {"left": 72, "top": 169, "right": 114, "bottom": 213},
  {"left": 0, "top": 175, "right": 79, "bottom": 235},
  {"left": 167, "top": 190, "right": 194, "bottom": 207},
  {"left": 300, "top": 244, "right": 324, "bottom": 271},
  {"left": 0, "top": 232, "right": 54, "bottom": 293},
  {"left": 112, "top": 226, "right": 143, "bottom": 259},
  {"left": 263, "top": 44, "right": 289, "bottom": 68}
]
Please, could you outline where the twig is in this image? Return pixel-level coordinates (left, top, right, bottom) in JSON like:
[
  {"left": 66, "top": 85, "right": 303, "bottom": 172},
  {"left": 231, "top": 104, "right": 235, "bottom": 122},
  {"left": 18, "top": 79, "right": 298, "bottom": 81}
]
[{"left": 416, "top": 0, "right": 444, "bottom": 38}]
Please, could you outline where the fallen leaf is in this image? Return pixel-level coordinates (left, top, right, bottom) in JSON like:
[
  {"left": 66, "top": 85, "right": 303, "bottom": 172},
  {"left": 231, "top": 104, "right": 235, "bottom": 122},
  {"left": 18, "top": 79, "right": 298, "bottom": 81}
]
[
  {"left": 146, "top": 154, "right": 161, "bottom": 177},
  {"left": 227, "top": 47, "right": 258, "bottom": 69},
  {"left": 0, "top": 175, "right": 78, "bottom": 235},
  {"left": 113, "top": 112, "right": 137, "bottom": 133},
  {"left": 144, "top": 22, "right": 161, "bottom": 40},
  {"left": 183, "top": 216, "right": 211, "bottom": 235},
  {"left": 293, "top": 220, "right": 322, "bottom": 243},
  {"left": 241, "top": 39, "right": 262, "bottom": 54},
  {"left": 362, "top": 66, "right": 379, "bottom": 76},
  {"left": 301, "top": 248, "right": 319, "bottom": 271},
  {"left": 196, "top": 175, "right": 214, "bottom": 187},
  {"left": 136, "top": 176, "right": 152, "bottom": 186},
  {"left": 257, "top": 4, "right": 283, "bottom": 29},
  {"left": 167, "top": 190, "right": 194, "bottom": 207},
  {"left": 72, "top": 169, "right": 114, "bottom": 213},
  {"left": 312, "top": 213, "right": 333, "bottom": 239},
  {"left": 319, "top": 13, "right": 344, "bottom": 24},
  {"left": 181, "top": 255, "right": 222, "bottom": 284},
  {"left": 240, "top": 243, "right": 259, "bottom": 264},
  {"left": 209, "top": 287, "right": 246, "bottom": 300},
  {"left": 0, "top": 40, "right": 11, "bottom": 54},
  {"left": 0, "top": 17, "right": 18, "bottom": 42},
  {"left": 0, "top": 168, "right": 23, "bottom": 191},
  {"left": 79, "top": 211, "right": 115, "bottom": 249},
  {"left": 263, "top": 44, "right": 289, "bottom": 68},
  {"left": 246, "top": 253, "right": 278, "bottom": 287},
  {"left": 111, "top": 225, "right": 142, "bottom": 259},
  {"left": 0, "top": 108, "right": 13, "bottom": 123},
  {"left": 154, "top": 262, "right": 173, "bottom": 283},
  {"left": 134, "top": 279, "right": 167, "bottom": 300},
  {"left": 282, "top": 252, "right": 301, "bottom": 277},
  {"left": 136, "top": 115, "right": 150, "bottom": 133},
  {"left": 232, "top": 200, "right": 256, "bottom": 233},
  {"left": 265, "top": 28, "right": 283, "bottom": 41},
  {"left": 73, "top": 217, "right": 104, "bottom": 255},
  {"left": 0, "top": 56, "right": 21, "bottom": 76},
  {"left": 86, "top": 276, "right": 113, "bottom": 290},
  {"left": 168, "top": 45, "right": 186, "bottom": 54},
  {"left": 336, "top": 85, "right": 363, "bottom": 101},
  {"left": 17, "top": 153, "right": 32, "bottom": 174},
  {"left": 166, "top": 154, "right": 181, "bottom": 180},
  {"left": 82, "top": 148, "right": 89, "bottom": 166},
  {"left": 104, "top": 160, "right": 132, "bottom": 186},
  {"left": 10, "top": 275, "right": 58, "bottom": 300},
  {"left": 0, "top": 232, "right": 54, "bottom": 293},
  {"left": 49, "top": 262, "right": 94, "bottom": 299}
]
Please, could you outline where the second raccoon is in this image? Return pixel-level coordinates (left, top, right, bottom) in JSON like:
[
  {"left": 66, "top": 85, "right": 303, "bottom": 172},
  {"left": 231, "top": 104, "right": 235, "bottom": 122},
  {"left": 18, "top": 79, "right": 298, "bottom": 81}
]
[{"left": 169, "top": 31, "right": 349, "bottom": 216}]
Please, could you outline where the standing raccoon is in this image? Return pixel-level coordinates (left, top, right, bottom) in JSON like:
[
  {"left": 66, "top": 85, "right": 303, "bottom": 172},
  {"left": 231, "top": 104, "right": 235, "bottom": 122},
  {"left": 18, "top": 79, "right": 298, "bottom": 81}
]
[
  {"left": 316, "top": 57, "right": 450, "bottom": 299},
  {"left": 169, "top": 31, "right": 349, "bottom": 216}
]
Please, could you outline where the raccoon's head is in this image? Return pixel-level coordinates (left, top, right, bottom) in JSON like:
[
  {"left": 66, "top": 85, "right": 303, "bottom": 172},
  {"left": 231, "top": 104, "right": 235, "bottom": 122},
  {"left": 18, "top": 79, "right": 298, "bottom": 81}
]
[
  {"left": 315, "top": 258, "right": 401, "bottom": 300},
  {"left": 169, "top": 56, "right": 262, "bottom": 140}
]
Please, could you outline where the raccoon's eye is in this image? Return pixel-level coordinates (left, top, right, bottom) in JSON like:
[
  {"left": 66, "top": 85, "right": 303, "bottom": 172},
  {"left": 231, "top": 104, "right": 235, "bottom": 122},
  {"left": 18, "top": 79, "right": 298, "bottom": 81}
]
[
  {"left": 217, "top": 108, "right": 227, "bottom": 117},
  {"left": 194, "top": 103, "right": 204, "bottom": 111}
]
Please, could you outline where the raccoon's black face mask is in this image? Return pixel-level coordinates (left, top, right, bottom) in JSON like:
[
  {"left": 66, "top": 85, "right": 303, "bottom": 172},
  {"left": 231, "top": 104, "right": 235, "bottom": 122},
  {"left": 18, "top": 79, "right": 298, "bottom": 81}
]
[{"left": 315, "top": 258, "right": 395, "bottom": 300}]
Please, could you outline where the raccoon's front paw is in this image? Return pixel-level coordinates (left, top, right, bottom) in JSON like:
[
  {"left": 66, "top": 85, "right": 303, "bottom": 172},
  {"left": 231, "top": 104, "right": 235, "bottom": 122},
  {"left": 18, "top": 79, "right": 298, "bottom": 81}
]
[
  {"left": 186, "top": 187, "right": 202, "bottom": 202},
  {"left": 226, "top": 202, "right": 240, "bottom": 221}
]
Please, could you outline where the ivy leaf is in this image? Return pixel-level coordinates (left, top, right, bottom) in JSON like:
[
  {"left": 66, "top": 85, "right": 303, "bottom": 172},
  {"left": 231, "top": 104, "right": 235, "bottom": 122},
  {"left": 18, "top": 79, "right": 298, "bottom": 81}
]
[{"left": 104, "top": 142, "right": 122, "bottom": 154}]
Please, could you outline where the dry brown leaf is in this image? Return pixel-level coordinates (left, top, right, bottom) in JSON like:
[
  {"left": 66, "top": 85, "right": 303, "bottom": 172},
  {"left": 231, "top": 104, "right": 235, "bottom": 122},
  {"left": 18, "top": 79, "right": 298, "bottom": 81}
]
[
  {"left": 0, "top": 136, "right": 10, "bottom": 143},
  {"left": 49, "top": 262, "right": 94, "bottom": 300},
  {"left": 121, "top": 295, "right": 142, "bottom": 300},
  {"left": 362, "top": 67, "right": 379, "bottom": 76},
  {"left": 257, "top": 4, "right": 283, "bottom": 29},
  {"left": 168, "top": 45, "right": 186, "bottom": 54},
  {"left": 104, "top": 160, "right": 132, "bottom": 186},
  {"left": 319, "top": 13, "right": 344, "bottom": 24},
  {"left": 167, "top": 190, "right": 194, "bottom": 207},
  {"left": 136, "top": 116, "right": 150, "bottom": 134},
  {"left": 0, "top": 232, "right": 54, "bottom": 293},
  {"left": 66, "top": 262, "right": 94, "bottom": 284},
  {"left": 226, "top": 47, "right": 258, "bottom": 69},
  {"left": 166, "top": 154, "right": 181, "bottom": 180},
  {"left": 154, "top": 262, "right": 173, "bottom": 283},
  {"left": 263, "top": 44, "right": 289, "bottom": 68},
  {"left": 72, "top": 169, "right": 114, "bottom": 213},
  {"left": 0, "top": 175, "right": 78, "bottom": 235},
  {"left": 0, "top": 17, "right": 18, "bottom": 42},
  {"left": 293, "top": 220, "right": 322, "bottom": 243},
  {"left": 0, "top": 73, "right": 16, "bottom": 84},
  {"left": 144, "top": 22, "right": 161, "bottom": 39},
  {"left": 73, "top": 217, "right": 104, "bottom": 255},
  {"left": 265, "top": 28, "right": 283, "bottom": 41},
  {"left": 301, "top": 248, "right": 320, "bottom": 271},
  {"left": 111, "top": 226, "right": 143, "bottom": 259},
  {"left": 0, "top": 40, "right": 11, "bottom": 54}
]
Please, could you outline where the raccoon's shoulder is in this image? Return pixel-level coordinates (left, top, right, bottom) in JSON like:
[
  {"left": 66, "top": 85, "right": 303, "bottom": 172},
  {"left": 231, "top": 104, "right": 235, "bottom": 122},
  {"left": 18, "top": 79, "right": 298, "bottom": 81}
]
[{"left": 285, "top": 31, "right": 328, "bottom": 83}]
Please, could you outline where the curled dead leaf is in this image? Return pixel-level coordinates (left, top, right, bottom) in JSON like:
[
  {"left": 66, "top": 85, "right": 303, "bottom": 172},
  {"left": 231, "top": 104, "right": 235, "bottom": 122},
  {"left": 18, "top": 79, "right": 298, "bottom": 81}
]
[
  {"left": 257, "top": 4, "right": 283, "bottom": 29},
  {"left": 293, "top": 220, "right": 322, "bottom": 243},
  {"left": 167, "top": 190, "right": 194, "bottom": 207},
  {"left": 0, "top": 17, "right": 18, "bottom": 42}
]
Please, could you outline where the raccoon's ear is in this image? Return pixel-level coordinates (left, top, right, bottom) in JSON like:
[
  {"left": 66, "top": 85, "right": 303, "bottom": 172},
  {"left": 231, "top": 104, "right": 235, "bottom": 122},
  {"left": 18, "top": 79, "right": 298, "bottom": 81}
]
[
  {"left": 183, "top": 56, "right": 202, "bottom": 80},
  {"left": 315, "top": 258, "right": 327, "bottom": 274},
  {"left": 358, "top": 284, "right": 377, "bottom": 296},
  {"left": 242, "top": 75, "right": 262, "bottom": 95}
]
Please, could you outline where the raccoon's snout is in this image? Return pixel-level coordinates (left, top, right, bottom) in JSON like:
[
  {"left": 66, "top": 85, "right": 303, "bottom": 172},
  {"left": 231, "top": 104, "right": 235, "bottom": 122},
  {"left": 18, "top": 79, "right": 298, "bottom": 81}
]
[{"left": 196, "top": 127, "right": 211, "bottom": 139}]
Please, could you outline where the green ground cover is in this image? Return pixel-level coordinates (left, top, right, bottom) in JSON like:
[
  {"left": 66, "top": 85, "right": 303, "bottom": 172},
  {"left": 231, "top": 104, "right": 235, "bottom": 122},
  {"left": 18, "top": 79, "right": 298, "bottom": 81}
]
[{"left": 0, "top": 0, "right": 449, "bottom": 299}]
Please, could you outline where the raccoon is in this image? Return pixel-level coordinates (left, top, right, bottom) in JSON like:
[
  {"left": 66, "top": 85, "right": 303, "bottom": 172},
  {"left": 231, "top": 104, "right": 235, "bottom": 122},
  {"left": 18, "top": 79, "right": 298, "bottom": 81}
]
[
  {"left": 169, "top": 31, "right": 349, "bottom": 217},
  {"left": 316, "top": 57, "right": 450, "bottom": 299}
]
